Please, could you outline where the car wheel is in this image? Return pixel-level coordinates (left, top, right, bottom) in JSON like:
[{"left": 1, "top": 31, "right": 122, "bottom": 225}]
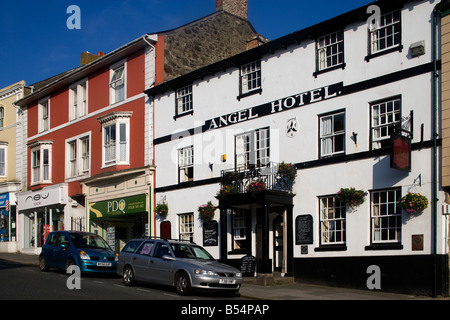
[
  {"left": 175, "top": 271, "right": 192, "bottom": 296},
  {"left": 39, "top": 256, "right": 49, "bottom": 272},
  {"left": 66, "top": 258, "right": 75, "bottom": 272},
  {"left": 123, "top": 266, "right": 136, "bottom": 286}
]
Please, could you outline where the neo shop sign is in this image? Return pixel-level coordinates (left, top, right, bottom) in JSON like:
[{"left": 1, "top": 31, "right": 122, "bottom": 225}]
[{"left": 90, "top": 195, "right": 146, "bottom": 219}]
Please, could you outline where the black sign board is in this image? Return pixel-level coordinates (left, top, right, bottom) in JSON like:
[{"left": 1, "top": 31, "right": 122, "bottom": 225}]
[
  {"left": 296, "top": 215, "right": 313, "bottom": 245},
  {"left": 240, "top": 255, "right": 256, "bottom": 277},
  {"left": 202, "top": 220, "right": 218, "bottom": 247}
]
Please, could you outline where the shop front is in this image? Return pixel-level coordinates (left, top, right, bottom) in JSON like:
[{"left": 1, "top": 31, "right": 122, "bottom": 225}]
[
  {"left": 0, "top": 192, "right": 18, "bottom": 252},
  {"left": 83, "top": 167, "right": 154, "bottom": 253},
  {"left": 16, "top": 184, "right": 68, "bottom": 254}
]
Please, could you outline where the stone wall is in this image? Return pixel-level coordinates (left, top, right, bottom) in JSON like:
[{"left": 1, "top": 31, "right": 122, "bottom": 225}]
[{"left": 163, "top": 12, "right": 259, "bottom": 81}]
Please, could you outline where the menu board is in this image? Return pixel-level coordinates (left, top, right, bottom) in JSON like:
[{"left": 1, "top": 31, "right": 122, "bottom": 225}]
[
  {"left": 203, "top": 220, "right": 218, "bottom": 247},
  {"left": 240, "top": 255, "right": 256, "bottom": 277},
  {"left": 296, "top": 215, "right": 313, "bottom": 245}
]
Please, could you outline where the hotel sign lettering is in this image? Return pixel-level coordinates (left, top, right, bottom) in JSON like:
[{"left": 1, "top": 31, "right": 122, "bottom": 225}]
[{"left": 205, "top": 82, "right": 343, "bottom": 131}]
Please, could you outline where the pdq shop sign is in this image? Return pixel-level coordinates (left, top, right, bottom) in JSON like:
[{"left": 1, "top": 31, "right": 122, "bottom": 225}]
[{"left": 90, "top": 195, "right": 146, "bottom": 219}]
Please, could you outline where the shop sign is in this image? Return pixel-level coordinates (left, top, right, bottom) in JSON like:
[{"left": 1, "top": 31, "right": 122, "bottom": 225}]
[
  {"left": 0, "top": 193, "right": 9, "bottom": 208},
  {"left": 204, "top": 82, "right": 343, "bottom": 131},
  {"left": 17, "top": 184, "right": 67, "bottom": 211},
  {"left": 90, "top": 195, "right": 146, "bottom": 219}
]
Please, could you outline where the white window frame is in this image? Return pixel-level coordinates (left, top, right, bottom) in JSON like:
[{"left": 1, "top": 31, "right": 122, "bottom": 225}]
[
  {"left": 110, "top": 60, "right": 127, "bottom": 105},
  {"left": 370, "top": 189, "right": 402, "bottom": 244},
  {"left": 0, "top": 143, "right": 7, "bottom": 177},
  {"left": 240, "top": 60, "right": 261, "bottom": 95},
  {"left": 317, "top": 31, "right": 344, "bottom": 71},
  {"left": 38, "top": 97, "right": 50, "bottom": 133},
  {"left": 69, "top": 79, "right": 88, "bottom": 121},
  {"left": 29, "top": 141, "right": 53, "bottom": 185},
  {"left": 179, "top": 213, "right": 194, "bottom": 242},
  {"left": 176, "top": 85, "right": 193, "bottom": 116},
  {"left": 319, "top": 196, "right": 346, "bottom": 245},
  {"left": 369, "top": 10, "right": 401, "bottom": 55},
  {"left": 178, "top": 146, "right": 194, "bottom": 183},
  {"left": 320, "top": 111, "right": 345, "bottom": 158},
  {"left": 98, "top": 112, "right": 131, "bottom": 168},
  {"left": 235, "top": 127, "right": 270, "bottom": 170},
  {"left": 371, "top": 97, "right": 401, "bottom": 150},
  {"left": 65, "top": 133, "right": 91, "bottom": 181}
]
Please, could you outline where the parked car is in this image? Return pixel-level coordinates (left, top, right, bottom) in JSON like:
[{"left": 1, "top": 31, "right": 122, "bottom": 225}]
[
  {"left": 39, "top": 231, "right": 118, "bottom": 274},
  {"left": 117, "top": 238, "right": 243, "bottom": 295}
]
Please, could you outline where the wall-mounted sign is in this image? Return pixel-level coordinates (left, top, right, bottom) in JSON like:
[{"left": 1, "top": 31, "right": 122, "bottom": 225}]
[
  {"left": 391, "top": 133, "right": 411, "bottom": 172},
  {"left": 296, "top": 215, "right": 313, "bottom": 245},
  {"left": 286, "top": 118, "right": 298, "bottom": 138},
  {"left": 90, "top": 194, "right": 146, "bottom": 219}
]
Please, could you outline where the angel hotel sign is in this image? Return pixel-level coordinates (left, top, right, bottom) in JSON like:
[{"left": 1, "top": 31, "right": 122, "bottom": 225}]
[{"left": 205, "top": 82, "right": 343, "bottom": 131}]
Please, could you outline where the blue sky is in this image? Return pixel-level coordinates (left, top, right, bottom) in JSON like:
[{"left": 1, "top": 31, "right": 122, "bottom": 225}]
[{"left": 0, "top": 0, "right": 373, "bottom": 89}]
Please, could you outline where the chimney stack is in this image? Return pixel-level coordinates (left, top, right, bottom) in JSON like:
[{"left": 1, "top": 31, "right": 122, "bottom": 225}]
[
  {"left": 80, "top": 51, "right": 105, "bottom": 66},
  {"left": 216, "top": 0, "right": 248, "bottom": 20}
]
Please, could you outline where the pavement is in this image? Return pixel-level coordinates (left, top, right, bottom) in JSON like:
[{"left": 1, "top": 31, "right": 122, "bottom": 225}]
[{"left": 0, "top": 252, "right": 444, "bottom": 300}]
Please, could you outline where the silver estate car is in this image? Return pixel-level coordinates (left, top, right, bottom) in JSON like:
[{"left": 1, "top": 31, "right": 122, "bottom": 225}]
[{"left": 116, "top": 238, "right": 243, "bottom": 296}]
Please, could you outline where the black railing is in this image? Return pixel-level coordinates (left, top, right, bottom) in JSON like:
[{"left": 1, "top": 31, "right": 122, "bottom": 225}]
[{"left": 220, "top": 162, "right": 294, "bottom": 195}]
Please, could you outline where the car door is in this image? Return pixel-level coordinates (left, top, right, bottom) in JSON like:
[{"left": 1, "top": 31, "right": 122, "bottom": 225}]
[
  {"left": 53, "top": 233, "right": 70, "bottom": 269},
  {"left": 131, "top": 241, "right": 154, "bottom": 282},
  {"left": 148, "top": 242, "right": 175, "bottom": 285}
]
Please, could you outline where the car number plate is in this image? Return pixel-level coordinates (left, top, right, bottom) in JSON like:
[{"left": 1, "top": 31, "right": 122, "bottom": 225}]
[
  {"left": 219, "top": 279, "right": 236, "bottom": 284},
  {"left": 96, "top": 262, "right": 112, "bottom": 267}
]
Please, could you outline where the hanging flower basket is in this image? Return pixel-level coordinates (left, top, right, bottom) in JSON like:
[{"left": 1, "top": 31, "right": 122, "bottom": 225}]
[
  {"left": 338, "top": 188, "right": 367, "bottom": 210},
  {"left": 155, "top": 202, "right": 168, "bottom": 218},
  {"left": 198, "top": 201, "right": 217, "bottom": 222},
  {"left": 216, "top": 184, "right": 238, "bottom": 200},
  {"left": 246, "top": 180, "right": 266, "bottom": 195},
  {"left": 278, "top": 162, "right": 297, "bottom": 182},
  {"left": 399, "top": 193, "right": 429, "bottom": 215}
]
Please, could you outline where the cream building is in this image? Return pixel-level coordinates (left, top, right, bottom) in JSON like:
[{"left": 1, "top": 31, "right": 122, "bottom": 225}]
[{"left": 0, "top": 81, "right": 31, "bottom": 252}]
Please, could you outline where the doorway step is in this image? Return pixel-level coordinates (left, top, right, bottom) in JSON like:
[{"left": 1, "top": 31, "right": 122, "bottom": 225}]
[{"left": 243, "top": 272, "right": 294, "bottom": 286}]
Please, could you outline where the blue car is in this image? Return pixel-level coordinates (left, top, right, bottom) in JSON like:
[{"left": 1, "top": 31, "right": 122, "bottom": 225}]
[{"left": 39, "top": 231, "right": 118, "bottom": 274}]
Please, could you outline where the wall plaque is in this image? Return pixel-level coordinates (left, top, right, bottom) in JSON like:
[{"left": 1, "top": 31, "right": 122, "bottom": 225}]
[{"left": 296, "top": 215, "right": 313, "bottom": 245}]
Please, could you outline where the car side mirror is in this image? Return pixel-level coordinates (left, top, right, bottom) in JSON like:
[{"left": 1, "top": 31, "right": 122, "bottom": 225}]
[
  {"left": 162, "top": 254, "right": 175, "bottom": 261},
  {"left": 59, "top": 244, "right": 67, "bottom": 250}
]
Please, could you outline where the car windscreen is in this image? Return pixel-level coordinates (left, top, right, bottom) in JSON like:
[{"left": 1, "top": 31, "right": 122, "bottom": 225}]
[
  {"left": 170, "top": 243, "right": 215, "bottom": 261},
  {"left": 70, "top": 233, "right": 111, "bottom": 250}
]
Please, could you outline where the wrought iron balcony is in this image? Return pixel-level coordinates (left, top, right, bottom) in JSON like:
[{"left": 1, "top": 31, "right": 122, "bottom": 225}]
[{"left": 218, "top": 162, "right": 295, "bottom": 198}]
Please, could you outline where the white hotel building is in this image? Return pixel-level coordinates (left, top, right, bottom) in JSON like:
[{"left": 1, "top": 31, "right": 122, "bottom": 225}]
[{"left": 146, "top": 0, "right": 449, "bottom": 296}]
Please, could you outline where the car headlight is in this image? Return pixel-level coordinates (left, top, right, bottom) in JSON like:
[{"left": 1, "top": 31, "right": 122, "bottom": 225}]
[
  {"left": 235, "top": 272, "right": 242, "bottom": 278},
  {"left": 194, "top": 269, "right": 218, "bottom": 276},
  {"left": 79, "top": 250, "right": 90, "bottom": 260}
]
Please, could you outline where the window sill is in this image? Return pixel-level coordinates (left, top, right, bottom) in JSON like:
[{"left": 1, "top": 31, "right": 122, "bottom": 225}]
[
  {"left": 365, "top": 45, "right": 403, "bottom": 62},
  {"left": 174, "top": 110, "right": 194, "bottom": 120},
  {"left": 314, "top": 244, "right": 347, "bottom": 252},
  {"left": 237, "top": 88, "right": 262, "bottom": 101},
  {"left": 365, "top": 243, "right": 403, "bottom": 251},
  {"left": 313, "top": 63, "right": 346, "bottom": 78}
]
